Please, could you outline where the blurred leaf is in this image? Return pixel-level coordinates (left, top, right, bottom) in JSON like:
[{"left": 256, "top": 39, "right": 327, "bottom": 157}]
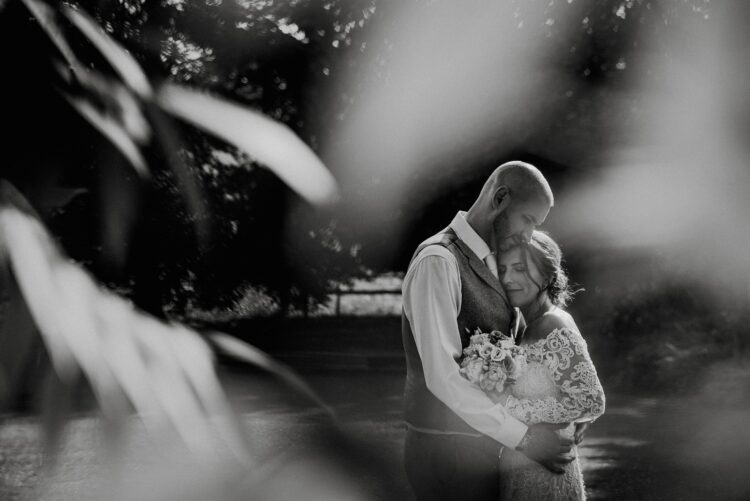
[
  {"left": 23, "top": 0, "right": 153, "bottom": 180},
  {"left": 20, "top": 0, "right": 87, "bottom": 81},
  {"left": 0, "top": 180, "right": 251, "bottom": 466},
  {"left": 157, "top": 84, "right": 340, "bottom": 207},
  {"left": 0, "top": 265, "right": 41, "bottom": 408},
  {"left": 63, "top": 3, "right": 153, "bottom": 99},
  {"left": 61, "top": 68, "right": 152, "bottom": 144},
  {"left": 25, "top": 0, "right": 210, "bottom": 246},
  {"left": 161, "top": 325, "right": 254, "bottom": 464},
  {"left": 207, "top": 331, "right": 335, "bottom": 420},
  {"left": 38, "top": 367, "right": 76, "bottom": 468},
  {"left": 62, "top": 93, "right": 150, "bottom": 177},
  {"left": 142, "top": 101, "right": 212, "bottom": 245},
  {"left": 61, "top": 3, "right": 210, "bottom": 244},
  {"left": 0, "top": 183, "right": 79, "bottom": 383}
]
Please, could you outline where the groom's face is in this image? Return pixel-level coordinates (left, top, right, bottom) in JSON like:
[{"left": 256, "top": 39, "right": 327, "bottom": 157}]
[{"left": 493, "top": 197, "right": 550, "bottom": 252}]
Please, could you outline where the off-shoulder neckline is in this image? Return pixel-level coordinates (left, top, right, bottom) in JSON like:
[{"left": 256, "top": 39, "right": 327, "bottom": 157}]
[{"left": 520, "top": 326, "right": 580, "bottom": 348}]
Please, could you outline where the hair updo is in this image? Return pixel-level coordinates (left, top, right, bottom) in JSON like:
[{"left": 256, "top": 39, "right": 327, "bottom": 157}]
[{"left": 523, "top": 230, "right": 578, "bottom": 308}]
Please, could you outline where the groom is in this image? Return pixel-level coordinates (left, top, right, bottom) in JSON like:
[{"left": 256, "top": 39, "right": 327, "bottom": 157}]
[{"left": 402, "top": 161, "right": 574, "bottom": 501}]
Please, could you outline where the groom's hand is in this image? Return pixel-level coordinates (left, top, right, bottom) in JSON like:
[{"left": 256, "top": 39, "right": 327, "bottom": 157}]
[
  {"left": 574, "top": 421, "right": 591, "bottom": 445},
  {"left": 516, "top": 424, "right": 574, "bottom": 474}
]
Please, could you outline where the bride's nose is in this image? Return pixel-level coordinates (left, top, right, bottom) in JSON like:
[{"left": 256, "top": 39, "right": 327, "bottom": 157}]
[{"left": 500, "top": 271, "right": 512, "bottom": 286}]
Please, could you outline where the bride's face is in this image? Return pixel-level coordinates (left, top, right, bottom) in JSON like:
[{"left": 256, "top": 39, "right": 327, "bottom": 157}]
[{"left": 498, "top": 246, "right": 545, "bottom": 308}]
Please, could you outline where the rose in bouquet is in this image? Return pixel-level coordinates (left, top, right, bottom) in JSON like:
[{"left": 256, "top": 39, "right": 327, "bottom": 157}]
[{"left": 459, "top": 328, "right": 523, "bottom": 399}]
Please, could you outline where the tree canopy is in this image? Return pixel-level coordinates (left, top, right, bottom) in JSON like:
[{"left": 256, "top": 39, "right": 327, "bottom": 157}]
[{"left": 1, "top": 0, "right": 718, "bottom": 316}]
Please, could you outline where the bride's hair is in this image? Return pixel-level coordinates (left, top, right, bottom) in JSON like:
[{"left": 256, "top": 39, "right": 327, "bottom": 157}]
[{"left": 522, "top": 230, "right": 579, "bottom": 307}]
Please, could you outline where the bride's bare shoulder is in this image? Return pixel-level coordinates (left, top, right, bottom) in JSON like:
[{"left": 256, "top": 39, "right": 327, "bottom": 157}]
[{"left": 529, "top": 309, "right": 578, "bottom": 338}]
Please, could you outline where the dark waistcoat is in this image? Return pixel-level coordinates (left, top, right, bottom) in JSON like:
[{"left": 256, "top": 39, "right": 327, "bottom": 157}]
[{"left": 402, "top": 227, "right": 512, "bottom": 434}]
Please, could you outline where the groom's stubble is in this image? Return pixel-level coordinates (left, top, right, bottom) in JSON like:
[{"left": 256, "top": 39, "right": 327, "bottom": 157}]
[{"left": 492, "top": 211, "right": 517, "bottom": 252}]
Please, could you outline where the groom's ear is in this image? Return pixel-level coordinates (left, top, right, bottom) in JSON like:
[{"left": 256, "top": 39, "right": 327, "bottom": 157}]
[{"left": 493, "top": 186, "right": 512, "bottom": 212}]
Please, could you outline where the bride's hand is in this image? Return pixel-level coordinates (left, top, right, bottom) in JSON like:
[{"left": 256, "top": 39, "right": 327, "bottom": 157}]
[{"left": 516, "top": 424, "right": 574, "bottom": 474}]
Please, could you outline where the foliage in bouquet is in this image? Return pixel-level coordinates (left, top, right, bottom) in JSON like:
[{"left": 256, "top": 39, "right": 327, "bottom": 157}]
[{"left": 459, "top": 329, "right": 523, "bottom": 397}]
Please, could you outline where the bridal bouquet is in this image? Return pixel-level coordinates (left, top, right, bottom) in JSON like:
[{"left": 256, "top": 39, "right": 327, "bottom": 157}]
[{"left": 459, "top": 329, "right": 523, "bottom": 398}]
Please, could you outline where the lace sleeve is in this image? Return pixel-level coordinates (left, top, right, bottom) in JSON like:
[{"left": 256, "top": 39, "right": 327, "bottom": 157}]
[{"left": 505, "top": 327, "right": 605, "bottom": 425}]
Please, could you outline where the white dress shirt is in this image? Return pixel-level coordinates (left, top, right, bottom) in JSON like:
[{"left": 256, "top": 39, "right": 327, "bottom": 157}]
[{"left": 402, "top": 212, "right": 528, "bottom": 448}]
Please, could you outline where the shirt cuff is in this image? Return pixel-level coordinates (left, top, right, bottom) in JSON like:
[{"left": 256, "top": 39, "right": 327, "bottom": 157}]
[{"left": 489, "top": 403, "right": 528, "bottom": 448}]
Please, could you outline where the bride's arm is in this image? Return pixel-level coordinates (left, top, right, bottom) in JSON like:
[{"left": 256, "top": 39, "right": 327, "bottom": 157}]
[{"left": 505, "top": 325, "right": 605, "bottom": 425}]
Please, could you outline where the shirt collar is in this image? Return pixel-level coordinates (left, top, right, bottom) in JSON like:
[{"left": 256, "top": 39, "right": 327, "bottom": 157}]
[{"left": 449, "top": 211, "right": 493, "bottom": 262}]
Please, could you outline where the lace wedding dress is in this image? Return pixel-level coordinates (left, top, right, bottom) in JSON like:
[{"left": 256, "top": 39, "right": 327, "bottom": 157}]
[{"left": 499, "top": 327, "right": 605, "bottom": 501}]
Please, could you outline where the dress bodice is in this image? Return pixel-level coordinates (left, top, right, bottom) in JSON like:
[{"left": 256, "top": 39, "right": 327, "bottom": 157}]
[
  {"left": 511, "top": 357, "right": 559, "bottom": 400},
  {"left": 504, "top": 327, "right": 605, "bottom": 426},
  {"left": 498, "top": 326, "right": 606, "bottom": 501}
]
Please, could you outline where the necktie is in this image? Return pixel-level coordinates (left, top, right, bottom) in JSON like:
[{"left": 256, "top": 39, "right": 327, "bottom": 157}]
[
  {"left": 484, "top": 254, "right": 498, "bottom": 279},
  {"left": 511, "top": 307, "right": 526, "bottom": 343}
]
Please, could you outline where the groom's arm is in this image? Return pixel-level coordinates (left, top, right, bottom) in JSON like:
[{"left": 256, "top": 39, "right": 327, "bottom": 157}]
[{"left": 403, "top": 247, "right": 528, "bottom": 448}]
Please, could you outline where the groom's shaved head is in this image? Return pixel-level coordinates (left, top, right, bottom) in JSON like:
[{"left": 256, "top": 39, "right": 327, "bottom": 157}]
[
  {"left": 479, "top": 161, "right": 554, "bottom": 207},
  {"left": 466, "top": 160, "right": 553, "bottom": 251}
]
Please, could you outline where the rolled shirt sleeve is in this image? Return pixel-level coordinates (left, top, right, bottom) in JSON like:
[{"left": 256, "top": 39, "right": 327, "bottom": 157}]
[{"left": 403, "top": 246, "right": 528, "bottom": 448}]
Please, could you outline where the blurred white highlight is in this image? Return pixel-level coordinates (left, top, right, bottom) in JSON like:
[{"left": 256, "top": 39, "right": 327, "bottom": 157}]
[
  {"left": 555, "top": 5, "right": 750, "bottom": 297},
  {"left": 158, "top": 83, "right": 340, "bottom": 206},
  {"left": 324, "top": 2, "right": 579, "bottom": 231}
]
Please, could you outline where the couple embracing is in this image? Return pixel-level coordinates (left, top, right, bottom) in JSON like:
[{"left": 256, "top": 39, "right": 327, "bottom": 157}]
[{"left": 402, "top": 161, "right": 605, "bottom": 501}]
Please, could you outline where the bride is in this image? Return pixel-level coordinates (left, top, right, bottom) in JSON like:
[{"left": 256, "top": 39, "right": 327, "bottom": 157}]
[{"left": 496, "top": 230, "right": 605, "bottom": 501}]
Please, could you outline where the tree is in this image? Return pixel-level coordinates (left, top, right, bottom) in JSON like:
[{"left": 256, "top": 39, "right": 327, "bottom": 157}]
[{"left": 2, "top": 0, "right": 383, "bottom": 317}]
